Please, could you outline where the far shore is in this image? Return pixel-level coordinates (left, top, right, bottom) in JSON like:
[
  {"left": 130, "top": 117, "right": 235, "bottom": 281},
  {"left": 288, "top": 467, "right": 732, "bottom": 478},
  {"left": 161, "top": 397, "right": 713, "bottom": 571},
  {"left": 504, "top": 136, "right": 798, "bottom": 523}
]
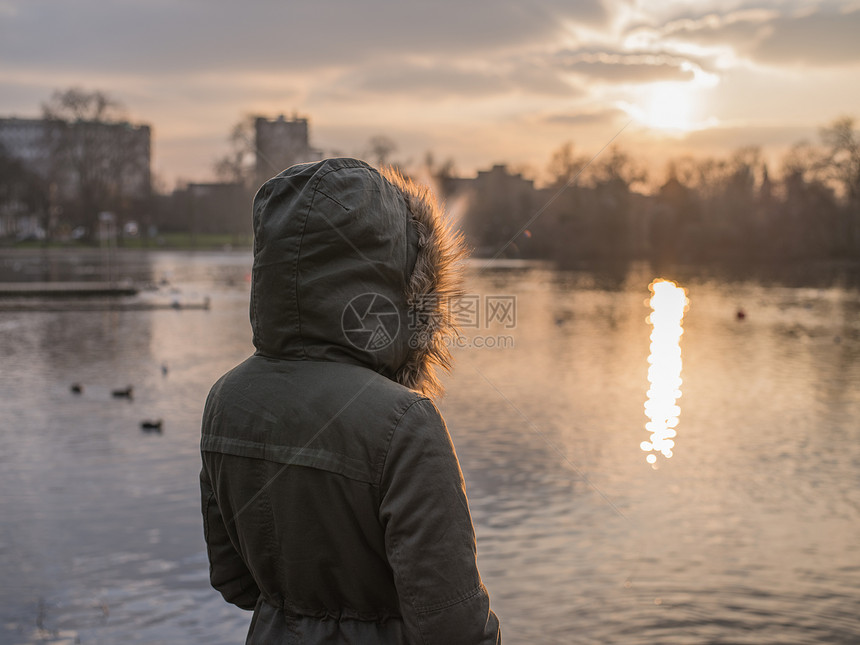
[
  {"left": 0, "top": 233, "right": 253, "bottom": 253},
  {"left": 2, "top": 242, "right": 859, "bottom": 290}
]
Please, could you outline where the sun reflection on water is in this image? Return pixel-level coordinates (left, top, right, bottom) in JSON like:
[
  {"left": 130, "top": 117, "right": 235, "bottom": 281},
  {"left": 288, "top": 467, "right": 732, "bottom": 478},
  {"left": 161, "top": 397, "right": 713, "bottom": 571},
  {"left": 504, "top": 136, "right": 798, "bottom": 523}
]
[{"left": 641, "top": 279, "right": 689, "bottom": 465}]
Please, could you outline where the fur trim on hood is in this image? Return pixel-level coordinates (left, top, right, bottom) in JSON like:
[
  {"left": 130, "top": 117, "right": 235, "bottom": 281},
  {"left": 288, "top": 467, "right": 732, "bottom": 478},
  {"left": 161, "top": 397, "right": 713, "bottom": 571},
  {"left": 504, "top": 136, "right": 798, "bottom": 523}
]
[
  {"left": 249, "top": 158, "right": 468, "bottom": 400},
  {"left": 382, "top": 166, "right": 469, "bottom": 398}
]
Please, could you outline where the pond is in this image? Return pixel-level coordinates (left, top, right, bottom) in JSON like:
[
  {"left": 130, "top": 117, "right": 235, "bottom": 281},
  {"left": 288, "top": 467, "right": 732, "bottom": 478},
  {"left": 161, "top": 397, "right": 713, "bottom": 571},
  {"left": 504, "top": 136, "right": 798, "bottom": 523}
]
[{"left": 1, "top": 250, "right": 858, "bottom": 644}]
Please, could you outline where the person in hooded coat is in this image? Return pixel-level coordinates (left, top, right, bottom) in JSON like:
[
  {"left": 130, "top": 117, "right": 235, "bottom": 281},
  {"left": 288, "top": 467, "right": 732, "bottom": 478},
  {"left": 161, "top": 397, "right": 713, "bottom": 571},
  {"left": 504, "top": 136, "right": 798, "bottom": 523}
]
[{"left": 200, "top": 157, "right": 501, "bottom": 644}]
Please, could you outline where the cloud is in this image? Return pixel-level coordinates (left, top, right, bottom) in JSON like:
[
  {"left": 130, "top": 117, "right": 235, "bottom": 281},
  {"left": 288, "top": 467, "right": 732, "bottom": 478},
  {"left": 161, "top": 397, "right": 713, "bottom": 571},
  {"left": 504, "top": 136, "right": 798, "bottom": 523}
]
[
  {"left": 655, "top": 9, "right": 777, "bottom": 47},
  {"left": 506, "top": 62, "right": 586, "bottom": 97},
  {"left": 653, "top": 6, "right": 860, "bottom": 67},
  {"left": 2, "top": 0, "right": 853, "bottom": 186},
  {"left": 342, "top": 60, "right": 580, "bottom": 100},
  {"left": 565, "top": 59, "right": 695, "bottom": 83},
  {"left": 0, "top": 0, "right": 608, "bottom": 75},
  {"left": 351, "top": 65, "right": 512, "bottom": 98},
  {"left": 542, "top": 108, "right": 628, "bottom": 126},
  {"left": 751, "top": 8, "right": 860, "bottom": 66},
  {"left": 681, "top": 123, "right": 819, "bottom": 150},
  {"left": 549, "top": 46, "right": 710, "bottom": 84}
]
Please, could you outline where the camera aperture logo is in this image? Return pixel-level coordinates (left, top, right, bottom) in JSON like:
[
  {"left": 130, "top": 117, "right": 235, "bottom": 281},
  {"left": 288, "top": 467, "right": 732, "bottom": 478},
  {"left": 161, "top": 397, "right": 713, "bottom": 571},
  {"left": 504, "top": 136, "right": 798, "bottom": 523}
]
[{"left": 342, "top": 292, "right": 400, "bottom": 351}]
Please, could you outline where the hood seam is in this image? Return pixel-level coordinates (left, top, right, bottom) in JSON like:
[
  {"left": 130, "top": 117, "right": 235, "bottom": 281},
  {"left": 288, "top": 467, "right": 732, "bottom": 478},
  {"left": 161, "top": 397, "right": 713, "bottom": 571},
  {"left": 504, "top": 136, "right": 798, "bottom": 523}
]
[{"left": 294, "top": 165, "right": 354, "bottom": 359}]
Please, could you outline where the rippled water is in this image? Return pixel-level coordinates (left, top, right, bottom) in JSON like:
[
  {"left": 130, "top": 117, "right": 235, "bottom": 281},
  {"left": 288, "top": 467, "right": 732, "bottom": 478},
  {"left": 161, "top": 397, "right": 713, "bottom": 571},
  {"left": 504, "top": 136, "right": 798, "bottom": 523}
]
[{"left": 1, "top": 250, "right": 859, "bottom": 644}]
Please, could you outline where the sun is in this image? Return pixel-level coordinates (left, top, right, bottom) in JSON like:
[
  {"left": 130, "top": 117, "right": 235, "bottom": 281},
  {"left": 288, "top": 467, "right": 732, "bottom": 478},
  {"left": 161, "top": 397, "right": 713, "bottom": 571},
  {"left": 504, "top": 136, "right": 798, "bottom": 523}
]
[{"left": 641, "top": 82, "right": 695, "bottom": 132}]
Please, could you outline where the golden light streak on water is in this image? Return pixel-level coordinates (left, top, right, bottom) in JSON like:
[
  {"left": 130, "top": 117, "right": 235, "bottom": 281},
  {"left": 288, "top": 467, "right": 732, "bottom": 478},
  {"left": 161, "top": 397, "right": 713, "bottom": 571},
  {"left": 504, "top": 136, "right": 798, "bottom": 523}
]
[{"left": 641, "top": 279, "right": 689, "bottom": 465}]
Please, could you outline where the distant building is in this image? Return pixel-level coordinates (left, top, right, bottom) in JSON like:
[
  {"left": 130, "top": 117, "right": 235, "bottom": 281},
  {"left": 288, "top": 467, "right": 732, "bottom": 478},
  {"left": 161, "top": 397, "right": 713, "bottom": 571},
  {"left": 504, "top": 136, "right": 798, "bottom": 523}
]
[
  {"left": 70, "top": 120, "right": 151, "bottom": 199},
  {"left": 0, "top": 116, "right": 151, "bottom": 238},
  {"left": 0, "top": 117, "right": 151, "bottom": 200},
  {"left": 462, "top": 165, "right": 538, "bottom": 257},
  {"left": 254, "top": 114, "right": 322, "bottom": 185},
  {"left": 473, "top": 164, "right": 535, "bottom": 196},
  {"left": 0, "top": 118, "right": 49, "bottom": 171},
  {"left": 0, "top": 118, "right": 50, "bottom": 238},
  {"left": 0, "top": 117, "right": 152, "bottom": 197}
]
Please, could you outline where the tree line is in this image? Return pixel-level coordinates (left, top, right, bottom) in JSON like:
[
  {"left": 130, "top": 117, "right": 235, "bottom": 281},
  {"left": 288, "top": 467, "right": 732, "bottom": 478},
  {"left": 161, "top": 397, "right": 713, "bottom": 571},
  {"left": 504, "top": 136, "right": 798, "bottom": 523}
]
[
  {"left": 448, "top": 119, "right": 859, "bottom": 268},
  {"left": 2, "top": 88, "right": 858, "bottom": 267},
  {"left": 0, "top": 88, "right": 151, "bottom": 242}
]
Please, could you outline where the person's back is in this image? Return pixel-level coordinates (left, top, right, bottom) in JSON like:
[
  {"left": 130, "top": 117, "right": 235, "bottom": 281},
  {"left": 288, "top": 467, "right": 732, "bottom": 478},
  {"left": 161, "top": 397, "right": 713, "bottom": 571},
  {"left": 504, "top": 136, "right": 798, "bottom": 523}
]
[{"left": 200, "top": 158, "right": 501, "bottom": 644}]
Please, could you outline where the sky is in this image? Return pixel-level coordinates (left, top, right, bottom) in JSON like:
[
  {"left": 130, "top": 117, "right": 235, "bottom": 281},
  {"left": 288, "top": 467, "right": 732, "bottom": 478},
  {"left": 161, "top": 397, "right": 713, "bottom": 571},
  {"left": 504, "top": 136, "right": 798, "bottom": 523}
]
[{"left": 1, "top": 0, "right": 859, "bottom": 188}]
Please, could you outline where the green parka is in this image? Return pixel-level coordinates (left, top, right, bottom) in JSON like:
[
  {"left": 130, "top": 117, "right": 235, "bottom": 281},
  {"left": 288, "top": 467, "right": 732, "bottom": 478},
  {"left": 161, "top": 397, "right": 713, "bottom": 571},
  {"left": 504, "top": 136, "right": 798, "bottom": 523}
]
[{"left": 200, "top": 158, "right": 501, "bottom": 644}]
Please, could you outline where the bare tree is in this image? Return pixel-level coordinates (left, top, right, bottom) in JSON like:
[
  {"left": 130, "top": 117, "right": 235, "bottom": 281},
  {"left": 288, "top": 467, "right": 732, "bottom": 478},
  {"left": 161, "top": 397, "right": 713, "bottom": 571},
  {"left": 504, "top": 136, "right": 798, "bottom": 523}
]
[
  {"left": 213, "top": 114, "right": 259, "bottom": 189},
  {"left": 366, "top": 135, "right": 397, "bottom": 168},
  {"left": 41, "top": 88, "right": 149, "bottom": 241},
  {"left": 424, "top": 151, "right": 460, "bottom": 200},
  {"left": 0, "top": 144, "right": 49, "bottom": 238},
  {"left": 820, "top": 117, "right": 860, "bottom": 200},
  {"left": 42, "top": 87, "right": 127, "bottom": 123},
  {"left": 589, "top": 146, "right": 648, "bottom": 189},
  {"left": 545, "top": 141, "right": 587, "bottom": 189},
  {"left": 664, "top": 156, "right": 700, "bottom": 187},
  {"left": 782, "top": 141, "right": 824, "bottom": 182},
  {"left": 819, "top": 116, "right": 860, "bottom": 253}
]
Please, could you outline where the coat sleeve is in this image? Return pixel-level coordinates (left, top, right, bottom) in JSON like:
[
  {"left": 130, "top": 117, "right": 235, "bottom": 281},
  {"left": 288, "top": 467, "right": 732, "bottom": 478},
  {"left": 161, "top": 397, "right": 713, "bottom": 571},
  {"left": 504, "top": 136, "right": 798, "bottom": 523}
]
[
  {"left": 200, "top": 461, "right": 261, "bottom": 611},
  {"left": 379, "top": 398, "right": 501, "bottom": 645}
]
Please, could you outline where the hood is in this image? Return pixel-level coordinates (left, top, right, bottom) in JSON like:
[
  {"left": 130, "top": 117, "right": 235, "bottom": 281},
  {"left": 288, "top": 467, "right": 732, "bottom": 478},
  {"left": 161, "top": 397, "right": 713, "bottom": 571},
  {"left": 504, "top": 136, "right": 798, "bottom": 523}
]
[{"left": 250, "top": 158, "right": 467, "bottom": 398}]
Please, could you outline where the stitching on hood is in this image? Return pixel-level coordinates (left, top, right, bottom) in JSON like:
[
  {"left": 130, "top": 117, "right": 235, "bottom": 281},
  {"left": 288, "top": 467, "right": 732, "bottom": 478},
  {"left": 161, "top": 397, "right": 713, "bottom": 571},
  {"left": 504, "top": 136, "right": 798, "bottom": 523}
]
[
  {"left": 294, "top": 164, "right": 351, "bottom": 360},
  {"left": 380, "top": 166, "right": 469, "bottom": 398},
  {"left": 315, "top": 188, "right": 351, "bottom": 212}
]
